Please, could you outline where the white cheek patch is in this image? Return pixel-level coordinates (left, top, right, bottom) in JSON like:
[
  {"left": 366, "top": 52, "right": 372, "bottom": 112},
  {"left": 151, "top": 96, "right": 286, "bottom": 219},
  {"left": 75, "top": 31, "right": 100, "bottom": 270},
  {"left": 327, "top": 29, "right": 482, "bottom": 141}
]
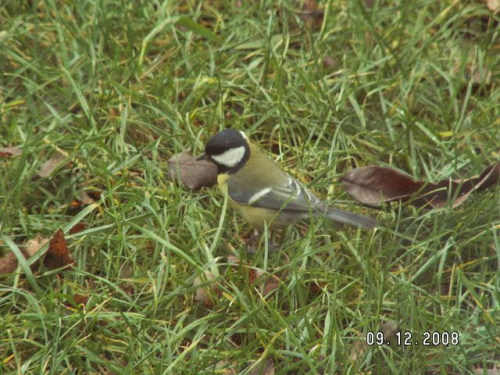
[
  {"left": 248, "top": 187, "right": 271, "bottom": 205},
  {"left": 212, "top": 146, "right": 247, "bottom": 168}
]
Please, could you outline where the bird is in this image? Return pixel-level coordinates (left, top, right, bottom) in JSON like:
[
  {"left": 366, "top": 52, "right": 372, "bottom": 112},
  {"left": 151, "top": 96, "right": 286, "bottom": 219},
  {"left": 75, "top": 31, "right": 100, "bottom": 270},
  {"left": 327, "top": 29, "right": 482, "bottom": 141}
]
[{"left": 197, "top": 129, "right": 376, "bottom": 230}]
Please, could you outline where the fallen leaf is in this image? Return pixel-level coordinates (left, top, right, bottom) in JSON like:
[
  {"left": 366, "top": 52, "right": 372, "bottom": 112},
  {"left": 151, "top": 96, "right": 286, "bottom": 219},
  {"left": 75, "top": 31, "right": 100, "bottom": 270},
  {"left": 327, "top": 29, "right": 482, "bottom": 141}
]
[
  {"left": 69, "top": 223, "right": 88, "bottom": 235},
  {"left": 0, "top": 146, "right": 22, "bottom": 158},
  {"left": 194, "top": 271, "right": 221, "bottom": 308},
  {"left": 0, "top": 252, "right": 21, "bottom": 275},
  {"left": 24, "top": 236, "right": 50, "bottom": 257},
  {"left": 64, "top": 293, "right": 90, "bottom": 309},
  {"left": 342, "top": 162, "right": 500, "bottom": 208},
  {"left": 0, "top": 236, "right": 48, "bottom": 274},
  {"left": 79, "top": 190, "right": 101, "bottom": 204},
  {"left": 470, "top": 66, "right": 492, "bottom": 85},
  {"left": 248, "top": 267, "right": 263, "bottom": 284},
  {"left": 260, "top": 275, "right": 280, "bottom": 297},
  {"left": 73, "top": 293, "right": 89, "bottom": 305},
  {"left": 227, "top": 255, "right": 241, "bottom": 265},
  {"left": 442, "top": 161, "right": 500, "bottom": 207},
  {"left": 168, "top": 152, "right": 218, "bottom": 191},
  {"left": 44, "top": 229, "right": 75, "bottom": 270},
  {"left": 342, "top": 166, "right": 427, "bottom": 205},
  {"left": 37, "top": 153, "right": 68, "bottom": 178},
  {"left": 299, "top": 0, "right": 324, "bottom": 29},
  {"left": 67, "top": 190, "right": 102, "bottom": 215}
]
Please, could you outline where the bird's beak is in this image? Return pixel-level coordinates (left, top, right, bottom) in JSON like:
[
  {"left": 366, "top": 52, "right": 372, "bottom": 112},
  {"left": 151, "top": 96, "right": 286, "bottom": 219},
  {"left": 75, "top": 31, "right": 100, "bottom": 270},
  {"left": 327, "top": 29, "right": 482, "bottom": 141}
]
[{"left": 196, "top": 153, "right": 209, "bottom": 161}]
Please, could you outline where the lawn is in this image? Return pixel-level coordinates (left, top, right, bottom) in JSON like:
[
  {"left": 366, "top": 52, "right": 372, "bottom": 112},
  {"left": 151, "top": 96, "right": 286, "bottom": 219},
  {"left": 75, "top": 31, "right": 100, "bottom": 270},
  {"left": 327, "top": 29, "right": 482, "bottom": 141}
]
[{"left": 1, "top": 1, "right": 499, "bottom": 374}]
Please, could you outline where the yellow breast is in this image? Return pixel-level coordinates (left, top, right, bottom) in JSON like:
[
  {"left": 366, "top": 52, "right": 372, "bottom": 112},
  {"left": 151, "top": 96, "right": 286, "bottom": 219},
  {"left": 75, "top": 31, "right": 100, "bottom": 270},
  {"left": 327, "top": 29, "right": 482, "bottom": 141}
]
[{"left": 217, "top": 174, "right": 293, "bottom": 229}]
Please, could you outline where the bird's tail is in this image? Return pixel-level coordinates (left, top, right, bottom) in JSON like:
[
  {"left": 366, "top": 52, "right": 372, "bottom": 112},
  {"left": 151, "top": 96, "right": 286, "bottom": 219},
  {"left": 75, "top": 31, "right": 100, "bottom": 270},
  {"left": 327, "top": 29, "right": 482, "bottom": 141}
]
[{"left": 326, "top": 208, "right": 377, "bottom": 229}]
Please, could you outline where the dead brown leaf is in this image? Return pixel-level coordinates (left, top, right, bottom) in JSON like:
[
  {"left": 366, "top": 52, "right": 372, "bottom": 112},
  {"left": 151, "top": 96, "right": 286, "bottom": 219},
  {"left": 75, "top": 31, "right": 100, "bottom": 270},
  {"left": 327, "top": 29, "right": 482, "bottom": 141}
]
[
  {"left": 470, "top": 66, "right": 492, "bottom": 85},
  {"left": 194, "top": 271, "right": 221, "bottom": 308},
  {"left": 65, "top": 293, "right": 90, "bottom": 309},
  {"left": 73, "top": 293, "right": 89, "bottom": 305},
  {"left": 24, "top": 236, "right": 50, "bottom": 257},
  {"left": 0, "top": 252, "right": 21, "bottom": 275},
  {"left": 37, "top": 153, "right": 68, "bottom": 178},
  {"left": 67, "top": 190, "right": 102, "bottom": 215},
  {"left": 299, "top": 0, "right": 324, "bottom": 29},
  {"left": 44, "top": 229, "right": 75, "bottom": 270},
  {"left": 167, "top": 152, "right": 217, "bottom": 191},
  {"left": 79, "top": 190, "right": 101, "bottom": 205},
  {"left": 0, "top": 146, "right": 22, "bottom": 158},
  {"left": 342, "top": 166, "right": 428, "bottom": 205},
  {"left": 0, "top": 236, "right": 48, "bottom": 274},
  {"left": 342, "top": 162, "right": 500, "bottom": 208},
  {"left": 69, "top": 223, "right": 88, "bottom": 235},
  {"left": 259, "top": 275, "right": 280, "bottom": 297}
]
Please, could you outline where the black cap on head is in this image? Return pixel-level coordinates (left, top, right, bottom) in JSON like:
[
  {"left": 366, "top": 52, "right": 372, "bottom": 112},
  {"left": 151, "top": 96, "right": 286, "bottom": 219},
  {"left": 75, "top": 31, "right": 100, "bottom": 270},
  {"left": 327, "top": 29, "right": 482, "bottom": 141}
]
[
  {"left": 204, "top": 129, "right": 250, "bottom": 174},
  {"left": 205, "top": 129, "right": 247, "bottom": 156}
]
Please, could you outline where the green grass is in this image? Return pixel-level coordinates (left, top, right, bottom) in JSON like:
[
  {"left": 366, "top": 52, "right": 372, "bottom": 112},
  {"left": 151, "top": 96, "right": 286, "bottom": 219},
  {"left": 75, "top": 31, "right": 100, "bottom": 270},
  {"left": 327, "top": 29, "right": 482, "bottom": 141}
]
[{"left": 1, "top": 0, "right": 499, "bottom": 374}]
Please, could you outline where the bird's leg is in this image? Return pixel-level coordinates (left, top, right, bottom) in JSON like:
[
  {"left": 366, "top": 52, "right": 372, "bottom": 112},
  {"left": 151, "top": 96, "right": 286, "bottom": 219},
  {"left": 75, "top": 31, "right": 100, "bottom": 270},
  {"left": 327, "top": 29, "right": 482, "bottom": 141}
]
[
  {"left": 242, "top": 228, "right": 261, "bottom": 253},
  {"left": 266, "top": 227, "right": 284, "bottom": 252}
]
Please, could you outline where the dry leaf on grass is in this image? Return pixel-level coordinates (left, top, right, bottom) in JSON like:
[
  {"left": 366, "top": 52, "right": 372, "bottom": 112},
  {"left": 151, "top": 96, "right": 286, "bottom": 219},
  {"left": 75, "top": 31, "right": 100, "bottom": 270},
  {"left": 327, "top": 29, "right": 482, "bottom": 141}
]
[
  {"left": 24, "top": 236, "right": 50, "bottom": 257},
  {"left": 69, "top": 222, "right": 88, "bottom": 235},
  {"left": 67, "top": 190, "right": 102, "bottom": 215},
  {"left": 64, "top": 293, "right": 90, "bottom": 309},
  {"left": 194, "top": 271, "right": 221, "bottom": 308},
  {"left": 43, "top": 229, "right": 75, "bottom": 270},
  {"left": 0, "top": 253, "right": 21, "bottom": 274},
  {"left": 470, "top": 66, "right": 492, "bottom": 85},
  {"left": 0, "top": 146, "right": 22, "bottom": 158},
  {"left": 342, "top": 162, "right": 500, "bottom": 208},
  {"left": 259, "top": 275, "right": 281, "bottom": 297},
  {"left": 37, "top": 153, "right": 68, "bottom": 178},
  {"left": 0, "top": 236, "right": 48, "bottom": 274},
  {"left": 79, "top": 190, "right": 101, "bottom": 205},
  {"left": 167, "top": 152, "right": 217, "bottom": 191},
  {"left": 299, "top": 0, "right": 324, "bottom": 29}
]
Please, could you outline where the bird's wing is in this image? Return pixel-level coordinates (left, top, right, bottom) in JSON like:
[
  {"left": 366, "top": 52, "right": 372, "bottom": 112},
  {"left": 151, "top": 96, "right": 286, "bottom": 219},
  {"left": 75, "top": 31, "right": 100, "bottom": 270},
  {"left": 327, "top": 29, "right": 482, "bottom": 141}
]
[{"left": 228, "top": 174, "right": 326, "bottom": 212}]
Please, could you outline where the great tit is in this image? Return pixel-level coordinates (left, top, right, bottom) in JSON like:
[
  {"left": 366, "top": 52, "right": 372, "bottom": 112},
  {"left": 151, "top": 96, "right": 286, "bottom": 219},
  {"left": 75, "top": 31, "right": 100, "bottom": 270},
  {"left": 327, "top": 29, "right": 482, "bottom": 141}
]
[{"left": 198, "top": 129, "right": 376, "bottom": 230}]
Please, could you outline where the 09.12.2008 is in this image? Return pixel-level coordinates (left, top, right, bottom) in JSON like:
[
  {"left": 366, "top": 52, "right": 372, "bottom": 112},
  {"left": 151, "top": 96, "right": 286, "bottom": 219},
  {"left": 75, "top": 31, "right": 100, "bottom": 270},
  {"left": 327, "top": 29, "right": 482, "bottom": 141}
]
[{"left": 366, "top": 330, "right": 460, "bottom": 347}]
